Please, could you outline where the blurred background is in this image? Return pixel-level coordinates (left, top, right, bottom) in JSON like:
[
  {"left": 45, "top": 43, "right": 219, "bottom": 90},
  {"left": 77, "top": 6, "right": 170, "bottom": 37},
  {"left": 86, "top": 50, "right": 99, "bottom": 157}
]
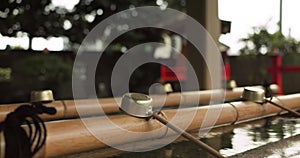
[{"left": 1, "top": 0, "right": 300, "bottom": 104}]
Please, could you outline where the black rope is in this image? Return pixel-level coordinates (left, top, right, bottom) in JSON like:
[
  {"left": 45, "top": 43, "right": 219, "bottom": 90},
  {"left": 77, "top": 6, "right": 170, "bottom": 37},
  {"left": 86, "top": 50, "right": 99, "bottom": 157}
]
[
  {"left": 263, "top": 80, "right": 283, "bottom": 103},
  {"left": 263, "top": 80, "right": 285, "bottom": 109},
  {"left": 263, "top": 80, "right": 273, "bottom": 99},
  {"left": 0, "top": 103, "right": 56, "bottom": 158}
]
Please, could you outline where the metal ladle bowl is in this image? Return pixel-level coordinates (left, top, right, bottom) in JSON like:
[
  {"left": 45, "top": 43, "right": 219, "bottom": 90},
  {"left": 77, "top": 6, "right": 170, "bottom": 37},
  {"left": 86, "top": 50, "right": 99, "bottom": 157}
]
[
  {"left": 164, "top": 83, "right": 173, "bottom": 94},
  {"left": 241, "top": 87, "right": 300, "bottom": 118},
  {"left": 30, "top": 90, "right": 54, "bottom": 103},
  {"left": 120, "top": 93, "right": 153, "bottom": 118},
  {"left": 227, "top": 80, "right": 237, "bottom": 90},
  {"left": 242, "top": 87, "right": 265, "bottom": 103}
]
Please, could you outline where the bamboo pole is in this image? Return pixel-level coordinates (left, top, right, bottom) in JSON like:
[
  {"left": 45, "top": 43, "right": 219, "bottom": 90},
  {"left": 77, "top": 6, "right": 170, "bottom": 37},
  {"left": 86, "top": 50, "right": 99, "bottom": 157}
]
[
  {"left": 62, "top": 119, "right": 269, "bottom": 158},
  {"left": 0, "top": 85, "right": 278, "bottom": 122},
  {"left": 44, "top": 93, "right": 300, "bottom": 157},
  {"left": 0, "top": 101, "right": 66, "bottom": 122}
]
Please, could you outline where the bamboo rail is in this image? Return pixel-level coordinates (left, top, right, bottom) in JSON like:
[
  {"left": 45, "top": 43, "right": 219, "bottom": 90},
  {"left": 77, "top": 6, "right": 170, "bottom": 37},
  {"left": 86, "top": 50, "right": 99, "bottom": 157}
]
[
  {"left": 0, "top": 85, "right": 278, "bottom": 122},
  {"left": 62, "top": 119, "right": 269, "bottom": 158},
  {"left": 44, "top": 93, "right": 299, "bottom": 157}
]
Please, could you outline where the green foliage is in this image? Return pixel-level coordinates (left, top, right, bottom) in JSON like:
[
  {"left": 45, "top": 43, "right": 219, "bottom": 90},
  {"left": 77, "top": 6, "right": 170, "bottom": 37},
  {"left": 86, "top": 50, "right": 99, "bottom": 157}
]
[
  {"left": 0, "top": 0, "right": 64, "bottom": 37},
  {"left": 62, "top": 0, "right": 186, "bottom": 49},
  {"left": 0, "top": 67, "right": 12, "bottom": 81},
  {"left": 0, "top": 0, "right": 186, "bottom": 50},
  {"left": 11, "top": 54, "right": 73, "bottom": 99},
  {"left": 240, "top": 26, "right": 300, "bottom": 55},
  {"left": 12, "top": 45, "right": 25, "bottom": 50}
]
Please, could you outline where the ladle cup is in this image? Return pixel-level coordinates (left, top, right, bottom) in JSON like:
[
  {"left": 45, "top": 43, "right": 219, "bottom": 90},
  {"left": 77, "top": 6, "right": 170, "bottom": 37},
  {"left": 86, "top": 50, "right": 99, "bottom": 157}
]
[
  {"left": 242, "top": 87, "right": 300, "bottom": 118},
  {"left": 120, "top": 93, "right": 224, "bottom": 158}
]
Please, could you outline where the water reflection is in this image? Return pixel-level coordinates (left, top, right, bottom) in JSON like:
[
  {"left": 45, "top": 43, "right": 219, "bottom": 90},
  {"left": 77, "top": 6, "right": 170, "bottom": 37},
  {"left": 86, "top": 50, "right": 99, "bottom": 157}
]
[
  {"left": 112, "top": 116, "right": 300, "bottom": 158},
  {"left": 223, "top": 117, "right": 300, "bottom": 157}
]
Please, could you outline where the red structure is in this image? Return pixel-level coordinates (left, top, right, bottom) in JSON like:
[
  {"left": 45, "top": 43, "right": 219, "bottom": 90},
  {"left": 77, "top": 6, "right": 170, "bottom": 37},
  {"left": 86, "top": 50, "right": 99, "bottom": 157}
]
[
  {"left": 160, "top": 66, "right": 187, "bottom": 81},
  {"left": 268, "top": 55, "right": 300, "bottom": 95},
  {"left": 223, "top": 64, "right": 231, "bottom": 81},
  {"left": 160, "top": 45, "right": 187, "bottom": 82},
  {"left": 221, "top": 50, "right": 231, "bottom": 81}
]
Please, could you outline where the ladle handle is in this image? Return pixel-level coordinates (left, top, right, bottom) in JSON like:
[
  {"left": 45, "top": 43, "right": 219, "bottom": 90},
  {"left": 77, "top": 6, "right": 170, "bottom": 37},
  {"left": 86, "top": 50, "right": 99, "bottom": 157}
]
[
  {"left": 266, "top": 100, "right": 300, "bottom": 118},
  {"left": 153, "top": 113, "right": 225, "bottom": 158}
]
